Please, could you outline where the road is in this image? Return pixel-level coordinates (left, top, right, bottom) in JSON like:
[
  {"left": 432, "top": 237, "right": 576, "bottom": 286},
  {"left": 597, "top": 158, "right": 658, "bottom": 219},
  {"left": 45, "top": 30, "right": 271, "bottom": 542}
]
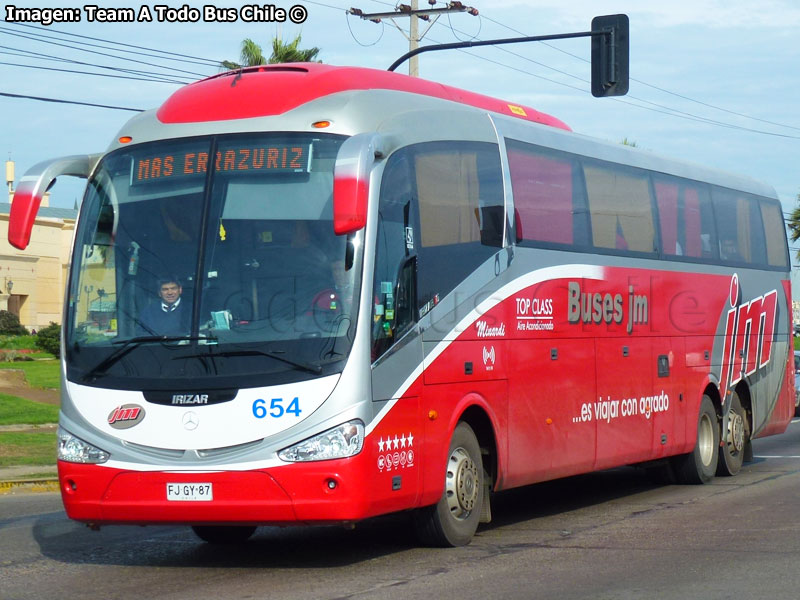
[{"left": 2, "top": 420, "right": 800, "bottom": 600}]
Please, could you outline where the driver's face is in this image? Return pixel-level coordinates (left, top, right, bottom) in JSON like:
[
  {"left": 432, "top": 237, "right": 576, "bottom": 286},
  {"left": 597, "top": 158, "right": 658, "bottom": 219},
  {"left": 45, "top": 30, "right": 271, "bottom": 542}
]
[{"left": 159, "top": 282, "right": 181, "bottom": 305}]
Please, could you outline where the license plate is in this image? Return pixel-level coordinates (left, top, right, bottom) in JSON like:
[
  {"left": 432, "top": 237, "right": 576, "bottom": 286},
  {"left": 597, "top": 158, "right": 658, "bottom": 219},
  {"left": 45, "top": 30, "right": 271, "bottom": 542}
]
[{"left": 166, "top": 482, "right": 213, "bottom": 501}]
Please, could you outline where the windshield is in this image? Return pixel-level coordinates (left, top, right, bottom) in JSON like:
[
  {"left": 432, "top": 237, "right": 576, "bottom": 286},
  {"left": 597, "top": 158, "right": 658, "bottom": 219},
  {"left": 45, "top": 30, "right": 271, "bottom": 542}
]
[{"left": 66, "top": 133, "right": 360, "bottom": 390}]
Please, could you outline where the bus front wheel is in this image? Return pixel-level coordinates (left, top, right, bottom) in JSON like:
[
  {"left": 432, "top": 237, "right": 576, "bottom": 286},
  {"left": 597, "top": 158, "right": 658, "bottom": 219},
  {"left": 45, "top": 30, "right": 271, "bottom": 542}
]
[
  {"left": 672, "top": 395, "right": 719, "bottom": 484},
  {"left": 413, "top": 422, "right": 483, "bottom": 547}
]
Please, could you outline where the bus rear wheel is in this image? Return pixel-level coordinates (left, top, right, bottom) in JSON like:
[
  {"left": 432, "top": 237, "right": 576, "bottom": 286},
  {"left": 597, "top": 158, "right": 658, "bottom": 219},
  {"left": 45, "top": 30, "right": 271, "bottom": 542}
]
[
  {"left": 672, "top": 395, "right": 719, "bottom": 484},
  {"left": 717, "top": 391, "right": 749, "bottom": 476},
  {"left": 413, "top": 422, "right": 483, "bottom": 547},
  {"left": 191, "top": 525, "right": 257, "bottom": 544}
]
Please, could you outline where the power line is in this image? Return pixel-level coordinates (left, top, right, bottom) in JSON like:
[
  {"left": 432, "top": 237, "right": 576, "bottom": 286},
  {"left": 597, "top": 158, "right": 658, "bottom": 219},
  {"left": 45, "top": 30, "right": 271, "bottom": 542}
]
[
  {"left": 0, "top": 61, "right": 187, "bottom": 84},
  {"left": 0, "top": 45, "right": 194, "bottom": 84},
  {"left": 8, "top": 22, "right": 221, "bottom": 67},
  {"left": 345, "top": 11, "right": 386, "bottom": 47},
  {"left": 359, "top": 1, "right": 800, "bottom": 140},
  {"left": 475, "top": 10, "right": 800, "bottom": 136},
  {"left": 405, "top": 7, "right": 800, "bottom": 139},
  {"left": 305, "top": 0, "right": 352, "bottom": 12},
  {"left": 0, "top": 91, "right": 144, "bottom": 112},
  {"left": 0, "top": 26, "right": 211, "bottom": 79}
]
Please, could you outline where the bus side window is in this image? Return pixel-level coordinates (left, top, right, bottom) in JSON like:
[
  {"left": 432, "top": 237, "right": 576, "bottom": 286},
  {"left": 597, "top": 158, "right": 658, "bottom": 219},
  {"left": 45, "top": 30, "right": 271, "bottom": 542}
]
[
  {"left": 584, "top": 161, "right": 655, "bottom": 254},
  {"left": 372, "top": 150, "right": 418, "bottom": 361},
  {"left": 654, "top": 176, "right": 716, "bottom": 259},
  {"left": 506, "top": 139, "right": 585, "bottom": 248},
  {"left": 760, "top": 200, "right": 789, "bottom": 268},
  {"left": 413, "top": 142, "right": 504, "bottom": 311},
  {"left": 712, "top": 187, "right": 767, "bottom": 265}
]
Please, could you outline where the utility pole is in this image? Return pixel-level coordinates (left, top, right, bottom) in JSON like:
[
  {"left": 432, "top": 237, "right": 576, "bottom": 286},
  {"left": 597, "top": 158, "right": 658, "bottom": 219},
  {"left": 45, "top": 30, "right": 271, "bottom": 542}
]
[
  {"left": 409, "top": 0, "right": 419, "bottom": 77},
  {"left": 349, "top": 1, "right": 478, "bottom": 77}
]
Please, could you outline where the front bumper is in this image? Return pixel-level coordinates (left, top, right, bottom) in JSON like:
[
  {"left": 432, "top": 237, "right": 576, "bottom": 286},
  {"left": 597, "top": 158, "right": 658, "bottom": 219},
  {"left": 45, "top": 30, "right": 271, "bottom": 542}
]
[{"left": 57, "top": 457, "right": 376, "bottom": 526}]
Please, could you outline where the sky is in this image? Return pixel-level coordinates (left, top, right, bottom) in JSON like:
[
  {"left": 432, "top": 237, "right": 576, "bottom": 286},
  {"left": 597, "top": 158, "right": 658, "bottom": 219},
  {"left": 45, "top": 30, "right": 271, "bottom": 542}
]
[{"left": 2, "top": 0, "right": 800, "bottom": 281}]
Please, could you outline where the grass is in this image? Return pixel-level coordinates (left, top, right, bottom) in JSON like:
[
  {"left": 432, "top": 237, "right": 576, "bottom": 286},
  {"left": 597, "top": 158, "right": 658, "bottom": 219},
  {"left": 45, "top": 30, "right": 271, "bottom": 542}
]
[
  {"left": 0, "top": 394, "right": 59, "bottom": 471},
  {"left": 0, "top": 340, "right": 59, "bottom": 473},
  {"left": 0, "top": 359, "right": 60, "bottom": 389},
  {"left": 0, "top": 394, "right": 59, "bottom": 426},
  {"left": 0, "top": 334, "right": 56, "bottom": 361},
  {"left": 0, "top": 432, "right": 56, "bottom": 467},
  {"left": 0, "top": 356, "right": 60, "bottom": 471},
  {"left": 0, "top": 334, "right": 38, "bottom": 351}
]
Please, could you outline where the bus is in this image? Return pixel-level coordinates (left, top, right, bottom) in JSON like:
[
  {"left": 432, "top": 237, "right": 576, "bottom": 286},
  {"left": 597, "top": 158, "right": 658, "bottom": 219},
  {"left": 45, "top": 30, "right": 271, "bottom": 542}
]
[{"left": 9, "top": 63, "right": 794, "bottom": 547}]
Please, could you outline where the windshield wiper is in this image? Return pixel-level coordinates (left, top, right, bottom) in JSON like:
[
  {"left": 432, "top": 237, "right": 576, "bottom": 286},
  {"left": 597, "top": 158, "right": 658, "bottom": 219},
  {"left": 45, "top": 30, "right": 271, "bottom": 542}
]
[
  {"left": 82, "top": 335, "right": 216, "bottom": 382},
  {"left": 179, "top": 348, "right": 323, "bottom": 375}
]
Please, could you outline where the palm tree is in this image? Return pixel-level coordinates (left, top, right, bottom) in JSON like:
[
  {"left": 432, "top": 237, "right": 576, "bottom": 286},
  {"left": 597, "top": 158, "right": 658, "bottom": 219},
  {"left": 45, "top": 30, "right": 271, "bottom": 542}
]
[
  {"left": 787, "top": 195, "right": 800, "bottom": 260},
  {"left": 221, "top": 34, "right": 321, "bottom": 70}
]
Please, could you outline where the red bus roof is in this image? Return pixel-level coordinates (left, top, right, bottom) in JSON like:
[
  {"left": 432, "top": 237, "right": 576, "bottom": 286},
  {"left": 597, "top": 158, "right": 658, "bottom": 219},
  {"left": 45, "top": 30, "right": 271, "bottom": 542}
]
[{"left": 156, "top": 63, "right": 570, "bottom": 131}]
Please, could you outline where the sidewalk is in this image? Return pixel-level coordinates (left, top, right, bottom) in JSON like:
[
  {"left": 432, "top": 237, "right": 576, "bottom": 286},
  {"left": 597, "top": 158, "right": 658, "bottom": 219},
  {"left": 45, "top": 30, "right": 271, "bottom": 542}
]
[{"left": 0, "top": 465, "right": 59, "bottom": 494}]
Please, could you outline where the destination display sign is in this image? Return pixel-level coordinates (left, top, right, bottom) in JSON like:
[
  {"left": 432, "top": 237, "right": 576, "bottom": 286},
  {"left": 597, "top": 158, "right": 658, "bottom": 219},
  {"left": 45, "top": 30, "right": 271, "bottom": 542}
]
[{"left": 132, "top": 142, "right": 312, "bottom": 185}]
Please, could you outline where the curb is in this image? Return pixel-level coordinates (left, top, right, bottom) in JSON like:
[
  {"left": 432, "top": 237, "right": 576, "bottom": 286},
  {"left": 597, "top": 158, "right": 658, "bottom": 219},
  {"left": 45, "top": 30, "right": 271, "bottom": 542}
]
[{"left": 0, "top": 478, "right": 60, "bottom": 494}]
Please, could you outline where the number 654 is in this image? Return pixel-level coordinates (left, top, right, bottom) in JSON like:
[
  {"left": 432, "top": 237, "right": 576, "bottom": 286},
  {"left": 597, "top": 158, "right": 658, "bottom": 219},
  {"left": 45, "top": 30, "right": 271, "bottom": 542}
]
[{"left": 252, "top": 397, "right": 301, "bottom": 419}]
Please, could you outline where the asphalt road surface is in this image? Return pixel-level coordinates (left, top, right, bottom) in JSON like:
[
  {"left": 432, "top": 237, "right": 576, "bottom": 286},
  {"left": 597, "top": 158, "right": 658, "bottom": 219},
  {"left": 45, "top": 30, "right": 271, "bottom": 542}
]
[{"left": 2, "top": 420, "right": 800, "bottom": 600}]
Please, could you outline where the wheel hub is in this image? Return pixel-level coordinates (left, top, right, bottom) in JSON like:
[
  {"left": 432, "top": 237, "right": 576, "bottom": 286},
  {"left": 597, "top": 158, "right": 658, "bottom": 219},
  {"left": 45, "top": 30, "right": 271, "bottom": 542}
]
[
  {"left": 727, "top": 412, "right": 745, "bottom": 453},
  {"left": 698, "top": 412, "right": 715, "bottom": 466},
  {"left": 445, "top": 447, "right": 479, "bottom": 519}
]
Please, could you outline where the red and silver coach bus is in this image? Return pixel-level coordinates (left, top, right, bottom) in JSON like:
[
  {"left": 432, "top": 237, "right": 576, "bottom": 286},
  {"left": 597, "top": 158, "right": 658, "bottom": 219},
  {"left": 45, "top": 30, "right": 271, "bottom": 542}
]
[{"left": 9, "top": 63, "right": 793, "bottom": 546}]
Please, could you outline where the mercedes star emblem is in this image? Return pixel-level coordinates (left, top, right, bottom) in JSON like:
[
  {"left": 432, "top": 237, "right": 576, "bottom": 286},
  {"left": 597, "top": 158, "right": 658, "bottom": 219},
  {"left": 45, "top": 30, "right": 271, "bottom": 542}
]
[{"left": 182, "top": 411, "right": 199, "bottom": 431}]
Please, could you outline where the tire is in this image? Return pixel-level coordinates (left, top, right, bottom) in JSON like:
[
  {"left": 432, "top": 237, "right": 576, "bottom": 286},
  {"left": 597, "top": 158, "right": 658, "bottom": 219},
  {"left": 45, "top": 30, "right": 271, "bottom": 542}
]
[
  {"left": 191, "top": 525, "right": 257, "bottom": 544},
  {"left": 673, "top": 395, "right": 719, "bottom": 484},
  {"left": 717, "top": 391, "right": 750, "bottom": 476},
  {"left": 413, "top": 422, "right": 483, "bottom": 547}
]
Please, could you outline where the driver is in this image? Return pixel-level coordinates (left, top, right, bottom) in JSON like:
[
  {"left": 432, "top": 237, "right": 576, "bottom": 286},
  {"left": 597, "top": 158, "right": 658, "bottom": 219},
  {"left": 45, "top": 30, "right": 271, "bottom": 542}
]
[{"left": 138, "top": 277, "right": 190, "bottom": 335}]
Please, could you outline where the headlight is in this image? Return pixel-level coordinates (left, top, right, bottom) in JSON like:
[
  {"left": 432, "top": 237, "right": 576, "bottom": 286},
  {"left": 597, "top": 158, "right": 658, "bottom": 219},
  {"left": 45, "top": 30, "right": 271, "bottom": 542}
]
[
  {"left": 278, "top": 420, "right": 364, "bottom": 462},
  {"left": 57, "top": 427, "right": 110, "bottom": 464}
]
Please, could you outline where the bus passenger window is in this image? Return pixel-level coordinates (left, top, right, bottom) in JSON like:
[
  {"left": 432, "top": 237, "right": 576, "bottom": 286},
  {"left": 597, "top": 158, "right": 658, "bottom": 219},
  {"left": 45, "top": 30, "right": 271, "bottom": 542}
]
[
  {"left": 711, "top": 187, "right": 767, "bottom": 265},
  {"left": 654, "top": 177, "right": 715, "bottom": 259},
  {"left": 584, "top": 162, "right": 655, "bottom": 254},
  {"left": 760, "top": 201, "right": 789, "bottom": 267},
  {"left": 506, "top": 139, "right": 583, "bottom": 247}
]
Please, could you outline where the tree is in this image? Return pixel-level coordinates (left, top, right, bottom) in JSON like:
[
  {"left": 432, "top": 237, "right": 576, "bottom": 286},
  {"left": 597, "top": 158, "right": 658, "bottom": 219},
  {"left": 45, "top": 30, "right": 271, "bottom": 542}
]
[
  {"left": 221, "top": 34, "right": 321, "bottom": 70},
  {"left": 35, "top": 322, "right": 61, "bottom": 358},
  {"left": 0, "top": 310, "right": 27, "bottom": 335},
  {"left": 787, "top": 194, "right": 800, "bottom": 260}
]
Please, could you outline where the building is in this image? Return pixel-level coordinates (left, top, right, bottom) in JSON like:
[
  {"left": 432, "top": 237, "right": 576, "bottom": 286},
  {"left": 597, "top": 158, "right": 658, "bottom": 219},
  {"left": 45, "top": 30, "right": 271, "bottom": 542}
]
[{"left": 1, "top": 160, "right": 77, "bottom": 330}]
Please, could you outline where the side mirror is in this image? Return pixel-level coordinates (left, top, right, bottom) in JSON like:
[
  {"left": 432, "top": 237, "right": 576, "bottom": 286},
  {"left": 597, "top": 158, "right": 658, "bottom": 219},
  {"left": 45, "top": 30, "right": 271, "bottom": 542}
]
[
  {"left": 8, "top": 154, "right": 101, "bottom": 249},
  {"left": 333, "top": 133, "right": 382, "bottom": 236}
]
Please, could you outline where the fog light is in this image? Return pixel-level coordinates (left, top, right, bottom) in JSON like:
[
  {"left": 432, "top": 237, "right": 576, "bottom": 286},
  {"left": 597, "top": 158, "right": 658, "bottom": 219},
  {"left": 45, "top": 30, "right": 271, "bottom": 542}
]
[{"left": 327, "top": 479, "right": 337, "bottom": 490}]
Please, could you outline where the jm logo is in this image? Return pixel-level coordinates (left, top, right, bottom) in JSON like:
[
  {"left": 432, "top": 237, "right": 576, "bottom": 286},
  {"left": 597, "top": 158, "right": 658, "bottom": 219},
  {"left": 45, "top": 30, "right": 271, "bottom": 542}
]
[{"left": 718, "top": 274, "right": 778, "bottom": 403}]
